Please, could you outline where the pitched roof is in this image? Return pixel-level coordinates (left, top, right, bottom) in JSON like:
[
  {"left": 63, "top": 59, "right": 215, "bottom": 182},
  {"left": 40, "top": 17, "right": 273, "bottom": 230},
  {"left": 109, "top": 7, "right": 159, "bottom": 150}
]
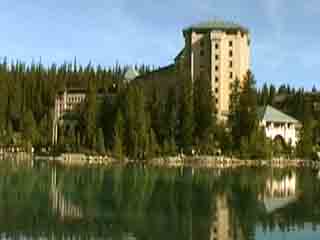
[
  {"left": 258, "top": 105, "right": 299, "bottom": 123},
  {"left": 183, "top": 19, "right": 249, "bottom": 33},
  {"left": 124, "top": 67, "right": 139, "bottom": 81},
  {"left": 174, "top": 48, "right": 185, "bottom": 61}
]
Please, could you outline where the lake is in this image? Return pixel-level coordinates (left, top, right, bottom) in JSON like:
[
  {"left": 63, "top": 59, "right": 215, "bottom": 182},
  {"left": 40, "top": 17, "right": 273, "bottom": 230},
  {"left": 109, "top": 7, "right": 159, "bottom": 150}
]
[{"left": 0, "top": 160, "right": 319, "bottom": 239}]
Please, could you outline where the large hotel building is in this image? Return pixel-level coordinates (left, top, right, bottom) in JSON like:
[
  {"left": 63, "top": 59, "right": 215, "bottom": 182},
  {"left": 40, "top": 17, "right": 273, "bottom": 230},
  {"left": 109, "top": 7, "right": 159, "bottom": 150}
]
[
  {"left": 53, "top": 20, "right": 250, "bottom": 143},
  {"left": 175, "top": 20, "right": 250, "bottom": 120}
]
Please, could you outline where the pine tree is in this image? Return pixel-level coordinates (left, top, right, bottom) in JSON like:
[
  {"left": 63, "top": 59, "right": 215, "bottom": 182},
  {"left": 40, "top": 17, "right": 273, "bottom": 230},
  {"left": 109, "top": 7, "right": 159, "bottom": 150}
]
[
  {"left": 113, "top": 110, "right": 124, "bottom": 160},
  {"left": 228, "top": 77, "right": 241, "bottom": 149},
  {"left": 163, "top": 87, "right": 178, "bottom": 152},
  {"left": 85, "top": 79, "right": 97, "bottom": 148},
  {"left": 239, "top": 71, "right": 258, "bottom": 141},
  {"left": 259, "top": 83, "right": 269, "bottom": 106},
  {"left": 296, "top": 102, "right": 314, "bottom": 159},
  {"left": 148, "top": 128, "right": 160, "bottom": 159},
  {"left": 96, "top": 128, "right": 106, "bottom": 155},
  {"left": 194, "top": 72, "right": 216, "bottom": 144},
  {"left": 179, "top": 74, "right": 194, "bottom": 153},
  {"left": 22, "top": 110, "right": 38, "bottom": 146}
]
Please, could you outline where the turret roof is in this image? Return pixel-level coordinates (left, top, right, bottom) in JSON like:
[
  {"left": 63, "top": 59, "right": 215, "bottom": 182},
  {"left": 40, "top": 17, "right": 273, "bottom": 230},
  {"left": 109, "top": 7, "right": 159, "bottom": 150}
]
[
  {"left": 124, "top": 67, "right": 139, "bottom": 81},
  {"left": 183, "top": 19, "right": 249, "bottom": 33}
]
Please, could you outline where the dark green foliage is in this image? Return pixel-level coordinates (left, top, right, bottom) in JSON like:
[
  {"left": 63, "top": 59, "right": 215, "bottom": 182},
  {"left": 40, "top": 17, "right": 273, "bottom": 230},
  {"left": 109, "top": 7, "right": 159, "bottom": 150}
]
[
  {"left": 0, "top": 57, "right": 316, "bottom": 160},
  {"left": 179, "top": 74, "right": 194, "bottom": 152},
  {"left": 238, "top": 71, "right": 258, "bottom": 141},
  {"left": 96, "top": 128, "right": 106, "bottom": 155},
  {"left": 22, "top": 110, "right": 39, "bottom": 146},
  {"left": 123, "top": 86, "right": 149, "bottom": 159},
  {"left": 194, "top": 73, "right": 216, "bottom": 149},
  {"left": 296, "top": 103, "right": 314, "bottom": 159},
  {"left": 84, "top": 79, "right": 97, "bottom": 148},
  {"left": 113, "top": 110, "right": 124, "bottom": 160},
  {"left": 248, "top": 127, "right": 272, "bottom": 159},
  {"left": 228, "top": 77, "right": 241, "bottom": 149}
]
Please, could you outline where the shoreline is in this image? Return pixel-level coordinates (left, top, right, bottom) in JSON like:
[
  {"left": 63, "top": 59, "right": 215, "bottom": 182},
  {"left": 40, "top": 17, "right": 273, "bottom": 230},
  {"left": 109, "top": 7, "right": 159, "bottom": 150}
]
[{"left": 33, "top": 153, "right": 320, "bottom": 170}]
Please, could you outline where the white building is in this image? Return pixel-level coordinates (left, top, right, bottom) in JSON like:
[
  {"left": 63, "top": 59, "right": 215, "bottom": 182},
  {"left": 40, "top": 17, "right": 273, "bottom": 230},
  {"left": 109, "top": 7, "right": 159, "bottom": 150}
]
[
  {"left": 258, "top": 105, "right": 300, "bottom": 147},
  {"left": 52, "top": 89, "right": 86, "bottom": 144}
]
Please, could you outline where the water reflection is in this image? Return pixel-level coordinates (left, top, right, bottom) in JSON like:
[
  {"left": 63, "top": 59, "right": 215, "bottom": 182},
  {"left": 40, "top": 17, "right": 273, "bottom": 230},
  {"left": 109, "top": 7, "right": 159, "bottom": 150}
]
[
  {"left": 0, "top": 160, "right": 319, "bottom": 239},
  {"left": 260, "top": 171, "right": 297, "bottom": 213}
]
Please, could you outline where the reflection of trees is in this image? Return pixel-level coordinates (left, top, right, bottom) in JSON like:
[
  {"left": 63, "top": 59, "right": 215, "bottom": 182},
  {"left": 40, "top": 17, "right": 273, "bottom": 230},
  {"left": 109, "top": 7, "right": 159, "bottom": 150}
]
[
  {"left": 0, "top": 162, "right": 320, "bottom": 239},
  {"left": 0, "top": 161, "right": 52, "bottom": 236}
]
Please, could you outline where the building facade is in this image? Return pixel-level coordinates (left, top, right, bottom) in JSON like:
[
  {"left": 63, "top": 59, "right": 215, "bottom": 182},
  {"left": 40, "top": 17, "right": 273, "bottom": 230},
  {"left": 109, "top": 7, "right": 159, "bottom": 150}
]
[
  {"left": 52, "top": 89, "right": 87, "bottom": 144},
  {"left": 176, "top": 20, "right": 250, "bottom": 120},
  {"left": 258, "top": 105, "right": 300, "bottom": 147}
]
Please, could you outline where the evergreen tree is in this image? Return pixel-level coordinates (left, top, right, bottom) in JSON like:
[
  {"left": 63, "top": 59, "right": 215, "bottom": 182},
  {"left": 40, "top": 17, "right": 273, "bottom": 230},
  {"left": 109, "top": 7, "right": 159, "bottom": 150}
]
[
  {"left": 22, "top": 110, "right": 38, "bottom": 147},
  {"left": 179, "top": 74, "right": 194, "bottom": 153},
  {"left": 148, "top": 128, "right": 160, "bottom": 159},
  {"left": 239, "top": 71, "right": 258, "bottom": 141},
  {"left": 228, "top": 77, "right": 241, "bottom": 149},
  {"left": 163, "top": 87, "right": 178, "bottom": 152},
  {"left": 84, "top": 79, "right": 97, "bottom": 148},
  {"left": 96, "top": 128, "right": 106, "bottom": 155},
  {"left": 194, "top": 73, "right": 216, "bottom": 144},
  {"left": 296, "top": 102, "right": 314, "bottom": 159},
  {"left": 259, "top": 83, "right": 269, "bottom": 106},
  {"left": 268, "top": 84, "right": 276, "bottom": 105},
  {"left": 113, "top": 110, "right": 124, "bottom": 160}
]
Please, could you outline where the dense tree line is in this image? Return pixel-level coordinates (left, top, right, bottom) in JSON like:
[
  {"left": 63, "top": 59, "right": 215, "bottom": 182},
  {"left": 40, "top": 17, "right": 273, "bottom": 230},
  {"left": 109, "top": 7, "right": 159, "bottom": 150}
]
[
  {"left": 0, "top": 58, "right": 318, "bottom": 160},
  {"left": 0, "top": 58, "right": 152, "bottom": 150}
]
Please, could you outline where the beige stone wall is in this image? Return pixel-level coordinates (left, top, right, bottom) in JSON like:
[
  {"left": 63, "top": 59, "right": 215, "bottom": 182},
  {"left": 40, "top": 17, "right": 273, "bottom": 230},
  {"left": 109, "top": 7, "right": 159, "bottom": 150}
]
[{"left": 183, "top": 29, "right": 250, "bottom": 120}]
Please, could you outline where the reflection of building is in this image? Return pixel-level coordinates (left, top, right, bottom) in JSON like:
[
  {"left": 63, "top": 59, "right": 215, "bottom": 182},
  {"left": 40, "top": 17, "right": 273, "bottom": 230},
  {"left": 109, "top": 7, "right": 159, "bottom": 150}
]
[
  {"left": 261, "top": 171, "right": 297, "bottom": 213},
  {"left": 258, "top": 105, "right": 300, "bottom": 146},
  {"left": 50, "top": 167, "right": 83, "bottom": 219},
  {"left": 210, "top": 193, "right": 243, "bottom": 240}
]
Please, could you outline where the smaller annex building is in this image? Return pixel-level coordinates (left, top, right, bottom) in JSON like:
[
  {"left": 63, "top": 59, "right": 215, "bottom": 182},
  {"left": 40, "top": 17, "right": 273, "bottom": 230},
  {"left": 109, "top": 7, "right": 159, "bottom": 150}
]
[{"left": 258, "top": 105, "right": 300, "bottom": 147}]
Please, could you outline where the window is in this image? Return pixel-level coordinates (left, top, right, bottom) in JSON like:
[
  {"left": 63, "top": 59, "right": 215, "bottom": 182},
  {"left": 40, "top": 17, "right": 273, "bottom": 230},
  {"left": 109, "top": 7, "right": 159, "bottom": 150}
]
[
  {"left": 229, "top": 50, "right": 233, "bottom": 57},
  {"left": 229, "top": 41, "right": 233, "bottom": 47},
  {"left": 215, "top": 43, "right": 219, "bottom": 49},
  {"left": 215, "top": 77, "right": 219, "bottom": 82},
  {"left": 215, "top": 55, "right": 219, "bottom": 60},
  {"left": 200, "top": 50, "right": 205, "bottom": 56},
  {"left": 215, "top": 88, "right": 218, "bottom": 94},
  {"left": 200, "top": 39, "right": 204, "bottom": 47},
  {"left": 215, "top": 98, "right": 218, "bottom": 104},
  {"left": 230, "top": 72, "right": 233, "bottom": 79},
  {"left": 229, "top": 61, "right": 233, "bottom": 68},
  {"left": 215, "top": 66, "right": 219, "bottom": 71}
]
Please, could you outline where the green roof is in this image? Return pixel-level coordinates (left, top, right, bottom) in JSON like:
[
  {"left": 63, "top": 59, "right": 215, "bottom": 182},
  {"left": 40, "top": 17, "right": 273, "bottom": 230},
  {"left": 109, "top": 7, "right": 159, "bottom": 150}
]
[
  {"left": 124, "top": 67, "right": 139, "bottom": 81},
  {"left": 258, "top": 105, "right": 299, "bottom": 123},
  {"left": 183, "top": 20, "right": 249, "bottom": 33}
]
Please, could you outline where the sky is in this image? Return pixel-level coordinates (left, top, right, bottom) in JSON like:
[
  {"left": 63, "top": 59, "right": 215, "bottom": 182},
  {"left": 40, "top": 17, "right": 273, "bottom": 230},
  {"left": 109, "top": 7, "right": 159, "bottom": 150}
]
[{"left": 0, "top": 0, "right": 319, "bottom": 89}]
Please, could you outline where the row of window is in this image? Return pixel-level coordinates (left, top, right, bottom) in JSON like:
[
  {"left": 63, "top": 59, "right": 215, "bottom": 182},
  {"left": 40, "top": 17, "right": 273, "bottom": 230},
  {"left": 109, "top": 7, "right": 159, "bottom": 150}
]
[
  {"left": 199, "top": 39, "right": 233, "bottom": 48},
  {"left": 199, "top": 45, "right": 233, "bottom": 57},
  {"left": 67, "top": 96, "right": 85, "bottom": 103}
]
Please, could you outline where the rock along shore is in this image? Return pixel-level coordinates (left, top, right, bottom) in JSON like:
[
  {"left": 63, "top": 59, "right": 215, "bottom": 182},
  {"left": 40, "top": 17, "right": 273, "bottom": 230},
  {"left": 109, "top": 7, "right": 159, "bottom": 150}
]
[{"left": 34, "top": 153, "right": 320, "bottom": 170}]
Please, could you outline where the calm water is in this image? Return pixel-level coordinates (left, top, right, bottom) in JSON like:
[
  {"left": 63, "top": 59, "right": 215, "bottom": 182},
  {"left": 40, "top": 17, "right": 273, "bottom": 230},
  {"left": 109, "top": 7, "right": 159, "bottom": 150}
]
[{"left": 0, "top": 160, "right": 319, "bottom": 239}]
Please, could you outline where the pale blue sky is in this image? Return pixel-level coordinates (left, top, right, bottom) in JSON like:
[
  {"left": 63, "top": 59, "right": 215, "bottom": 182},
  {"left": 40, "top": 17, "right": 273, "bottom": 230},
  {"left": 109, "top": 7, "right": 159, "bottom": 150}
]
[{"left": 1, "top": 0, "right": 319, "bottom": 88}]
